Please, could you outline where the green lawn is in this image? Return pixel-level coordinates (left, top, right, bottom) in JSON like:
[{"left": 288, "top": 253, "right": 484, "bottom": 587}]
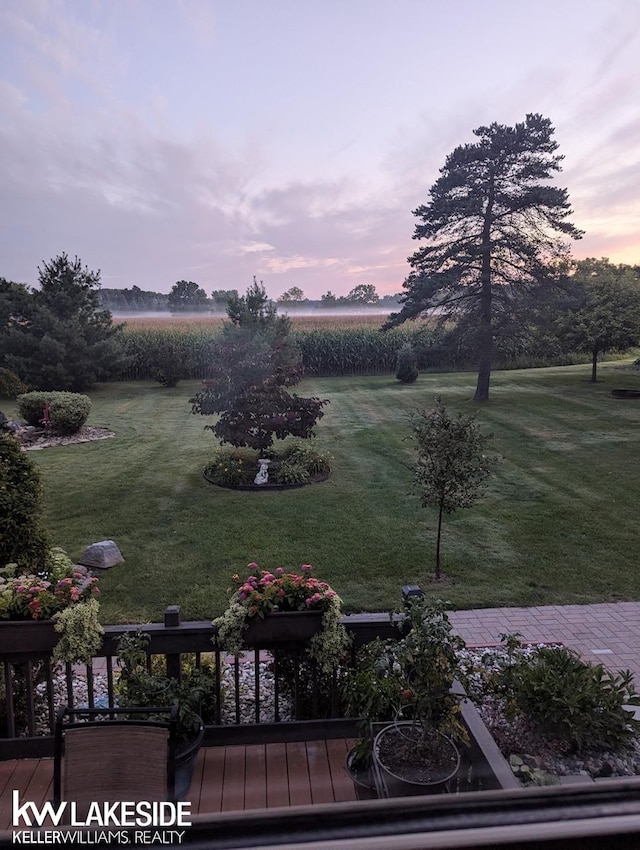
[{"left": 5, "top": 360, "right": 640, "bottom": 623}]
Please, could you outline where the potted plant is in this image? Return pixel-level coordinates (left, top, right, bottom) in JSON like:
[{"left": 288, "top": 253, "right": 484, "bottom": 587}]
[
  {"left": 344, "top": 597, "right": 468, "bottom": 797},
  {"left": 214, "top": 563, "right": 349, "bottom": 674},
  {"left": 115, "top": 630, "right": 219, "bottom": 800},
  {"left": 0, "top": 548, "right": 102, "bottom": 663}
]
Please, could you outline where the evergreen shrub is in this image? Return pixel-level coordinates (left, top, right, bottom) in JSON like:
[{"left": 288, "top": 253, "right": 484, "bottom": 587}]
[
  {"left": 395, "top": 344, "right": 419, "bottom": 383},
  {"left": 0, "top": 433, "right": 49, "bottom": 571}
]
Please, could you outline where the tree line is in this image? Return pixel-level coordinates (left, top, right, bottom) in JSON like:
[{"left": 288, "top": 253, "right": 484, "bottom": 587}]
[{"left": 98, "top": 281, "right": 401, "bottom": 313}]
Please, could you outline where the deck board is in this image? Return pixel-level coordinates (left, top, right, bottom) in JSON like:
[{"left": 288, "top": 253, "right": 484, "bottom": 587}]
[
  {"left": 243, "top": 744, "right": 267, "bottom": 810},
  {"left": 0, "top": 739, "right": 358, "bottom": 827},
  {"left": 286, "top": 742, "right": 312, "bottom": 806}
]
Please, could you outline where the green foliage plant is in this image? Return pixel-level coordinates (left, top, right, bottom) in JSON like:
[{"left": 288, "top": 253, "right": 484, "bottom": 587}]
[
  {"left": 17, "top": 391, "right": 91, "bottom": 435},
  {"left": 0, "top": 433, "right": 49, "bottom": 571},
  {"left": 396, "top": 344, "right": 419, "bottom": 383},
  {"left": 342, "top": 597, "right": 468, "bottom": 768},
  {"left": 203, "top": 442, "right": 331, "bottom": 488},
  {"left": 385, "top": 113, "right": 583, "bottom": 401},
  {"left": 204, "top": 446, "right": 257, "bottom": 487},
  {"left": 214, "top": 563, "right": 350, "bottom": 673},
  {"left": 498, "top": 638, "right": 640, "bottom": 752},
  {"left": 116, "top": 630, "right": 218, "bottom": 742},
  {"left": 52, "top": 597, "right": 103, "bottom": 664},
  {"left": 411, "top": 398, "right": 497, "bottom": 580}
]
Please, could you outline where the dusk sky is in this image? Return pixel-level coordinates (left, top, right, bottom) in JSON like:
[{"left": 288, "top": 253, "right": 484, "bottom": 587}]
[{"left": 1, "top": 0, "right": 639, "bottom": 300}]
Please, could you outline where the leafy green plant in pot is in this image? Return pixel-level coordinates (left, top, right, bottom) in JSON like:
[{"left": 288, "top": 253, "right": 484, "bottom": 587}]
[
  {"left": 116, "top": 631, "right": 219, "bottom": 799},
  {"left": 348, "top": 598, "right": 468, "bottom": 795},
  {"left": 341, "top": 637, "right": 408, "bottom": 798}
]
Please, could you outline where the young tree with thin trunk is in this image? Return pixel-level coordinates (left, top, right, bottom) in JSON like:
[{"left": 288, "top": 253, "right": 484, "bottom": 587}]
[
  {"left": 411, "top": 399, "right": 497, "bottom": 581},
  {"left": 385, "top": 114, "right": 583, "bottom": 401}
]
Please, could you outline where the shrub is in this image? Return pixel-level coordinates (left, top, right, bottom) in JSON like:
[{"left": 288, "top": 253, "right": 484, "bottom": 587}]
[
  {"left": 0, "top": 368, "right": 27, "bottom": 399},
  {"left": 499, "top": 640, "right": 639, "bottom": 752},
  {"left": 396, "top": 344, "right": 419, "bottom": 383},
  {"left": 0, "top": 433, "right": 49, "bottom": 571},
  {"left": 17, "top": 391, "right": 91, "bottom": 435}
]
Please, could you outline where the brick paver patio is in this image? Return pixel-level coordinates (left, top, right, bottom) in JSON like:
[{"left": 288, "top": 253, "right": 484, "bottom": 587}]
[{"left": 449, "top": 602, "right": 640, "bottom": 681}]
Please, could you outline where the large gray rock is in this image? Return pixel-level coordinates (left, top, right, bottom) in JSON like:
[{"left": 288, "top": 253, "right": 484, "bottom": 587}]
[{"left": 77, "top": 540, "right": 124, "bottom": 571}]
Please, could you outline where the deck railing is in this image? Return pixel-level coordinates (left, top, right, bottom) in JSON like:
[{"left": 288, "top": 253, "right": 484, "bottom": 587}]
[
  {"left": 0, "top": 607, "right": 516, "bottom": 791},
  {"left": 0, "top": 608, "right": 399, "bottom": 756}
]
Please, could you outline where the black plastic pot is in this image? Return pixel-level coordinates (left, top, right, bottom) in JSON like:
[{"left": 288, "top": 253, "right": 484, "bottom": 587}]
[
  {"left": 346, "top": 747, "right": 378, "bottom": 800},
  {"left": 174, "top": 720, "right": 204, "bottom": 801}
]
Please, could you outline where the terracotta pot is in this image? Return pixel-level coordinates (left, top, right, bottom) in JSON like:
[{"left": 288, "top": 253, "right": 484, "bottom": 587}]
[
  {"left": 243, "top": 610, "right": 323, "bottom": 646},
  {"left": 373, "top": 722, "right": 460, "bottom": 797},
  {"left": 0, "top": 619, "right": 58, "bottom": 655}
]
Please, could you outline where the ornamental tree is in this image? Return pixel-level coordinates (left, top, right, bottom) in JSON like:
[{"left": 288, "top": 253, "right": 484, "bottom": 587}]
[
  {"left": 411, "top": 398, "right": 497, "bottom": 580},
  {"left": 190, "top": 280, "right": 327, "bottom": 450},
  {"left": 554, "top": 258, "right": 640, "bottom": 382},
  {"left": 385, "top": 114, "right": 583, "bottom": 401}
]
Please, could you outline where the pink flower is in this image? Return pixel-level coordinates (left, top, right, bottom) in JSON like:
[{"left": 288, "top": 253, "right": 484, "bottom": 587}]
[{"left": 301, "top": 564, "right": 313, "bottom": 572}]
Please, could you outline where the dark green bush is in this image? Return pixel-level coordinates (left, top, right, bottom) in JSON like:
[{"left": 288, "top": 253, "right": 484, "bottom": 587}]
[
  {"left": 0, "top": 368, "right": 27, "bottom": 399},
  {"left": 17, "top": 391, "right": 91, "bottom": 435},
  {"left": 0, "top": 433, "right": 49, "bottom": 571},
  {"left": 502, "top": 643, "right": 639, "bottom": 752},
  {"left": 395, "top": 344, "right": 419, "bottom": 383}
]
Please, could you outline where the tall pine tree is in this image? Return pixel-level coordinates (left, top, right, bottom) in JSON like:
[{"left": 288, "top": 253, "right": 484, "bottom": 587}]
[{"left": 386, "top": 114, "right": 583, "bottom": 400}]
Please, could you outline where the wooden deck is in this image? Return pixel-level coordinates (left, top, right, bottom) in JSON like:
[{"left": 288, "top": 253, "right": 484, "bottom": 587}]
[{"left": 0, "top": 739, "right": 357, "bottom": 828}]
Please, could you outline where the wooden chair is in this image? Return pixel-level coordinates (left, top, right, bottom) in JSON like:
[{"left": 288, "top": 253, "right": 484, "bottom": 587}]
[{"left": 53, "top": 706, "right": 178, "bottom": 815}]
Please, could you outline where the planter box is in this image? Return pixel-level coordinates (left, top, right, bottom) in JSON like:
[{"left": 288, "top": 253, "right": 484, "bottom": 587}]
[
  {"left": 0, "top": 619, "right": 58, "bottom": 655},
  {"left": 243, "top": 611, "right": 323, "bottom": 646}
]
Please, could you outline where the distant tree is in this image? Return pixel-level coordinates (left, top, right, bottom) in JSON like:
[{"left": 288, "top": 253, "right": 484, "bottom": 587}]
[
  {"left": 345, "top": 284, "right": 380, "bottom": 305},
  {"left": 168, "top": 280, "right": 209, "bottom": 312},
  {"left": 190, "top": 280, "right": 327, "bottom": 450},
  {"left": 554, "top": 258, "right": 640, "bottom": 382},
  {"left": 0, "top": 255, "right": 127, "bottom": 391},
  {"left": 320, "top": 291, "right": 338, "bottom": 307},
  {"left": 385, "top": 114, "right": 583, "bottom": 401},
  {"left": 100, "top": 286, "right": 170, "bottom": 312},
  {"left": 412, "top": 399, "right": 497, "bottom": 581},
  {"left": 279, "top": 286, "right": 307, "bottom": 303},
  {"left": 210, "top": 289, "right": 238, "bottom": 310}
]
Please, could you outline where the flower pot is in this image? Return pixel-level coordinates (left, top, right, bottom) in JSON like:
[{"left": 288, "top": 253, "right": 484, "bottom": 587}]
[
  {"left": 0, "top": 619, "right": 58, "bottom": 655},
  {"left": 174, "top": 720, "right": 204, "bottom": 801},
  {"left": 243, "top": 610, "right": 323, "bottom": 646},
  {"left": 373, "top": 722, "right": 460, "bottom": 797},
  {"left": 346, "top": 747, "right": 378, "bottom": 800}
]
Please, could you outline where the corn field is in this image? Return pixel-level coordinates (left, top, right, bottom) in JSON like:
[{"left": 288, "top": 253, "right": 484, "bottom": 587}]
[{"left": 117, "top": 316, "right": 440, "bottom": 380}]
